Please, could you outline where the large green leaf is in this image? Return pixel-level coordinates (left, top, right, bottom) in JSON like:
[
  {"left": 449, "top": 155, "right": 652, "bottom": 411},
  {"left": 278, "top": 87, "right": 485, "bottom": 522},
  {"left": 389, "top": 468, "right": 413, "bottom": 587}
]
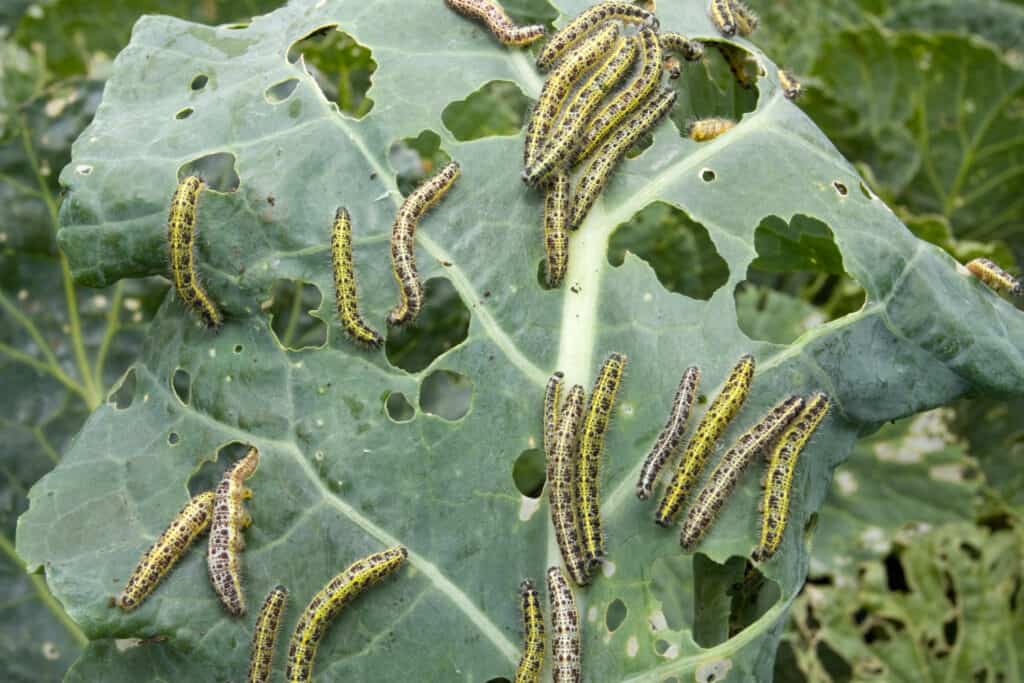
[{"left": 15, "top": 1, "right": 1024, "bottom": 680}]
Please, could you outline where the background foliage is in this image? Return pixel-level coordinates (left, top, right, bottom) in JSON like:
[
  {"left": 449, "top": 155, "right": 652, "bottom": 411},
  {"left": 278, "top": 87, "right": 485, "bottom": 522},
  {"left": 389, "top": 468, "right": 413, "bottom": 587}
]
[{"left": 0, "top": 0, "right": 1021, "bottom": 681}]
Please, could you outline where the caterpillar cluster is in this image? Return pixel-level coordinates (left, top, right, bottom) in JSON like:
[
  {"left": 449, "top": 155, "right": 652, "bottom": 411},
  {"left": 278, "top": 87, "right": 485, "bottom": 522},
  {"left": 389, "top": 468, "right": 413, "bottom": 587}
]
[
  {"left": 631, "top": 354, "right": 830, "bottom": 555},
  {"left": 542, "top": 352, "right": 627, "bottom": 586},
  {"left": 521, "top": 1, "right": 717, "bottom": 285}
]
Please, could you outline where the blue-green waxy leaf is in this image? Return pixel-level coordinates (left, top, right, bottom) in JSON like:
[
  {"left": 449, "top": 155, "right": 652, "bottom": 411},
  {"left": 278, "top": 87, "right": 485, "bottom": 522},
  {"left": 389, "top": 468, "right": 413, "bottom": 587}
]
[{"left": 15, "top": 1, "right": 1024, "bottom": 680}]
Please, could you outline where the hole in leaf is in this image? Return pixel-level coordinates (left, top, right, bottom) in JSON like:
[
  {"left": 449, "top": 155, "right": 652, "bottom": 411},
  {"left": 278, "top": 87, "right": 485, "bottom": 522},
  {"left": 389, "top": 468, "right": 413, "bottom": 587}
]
[
  {"left": 606, "top": 598, "right": 627, "bottom": 632},
  {"left": 609, "top": 202, "right": 729, "bottom": 300},
  {"left": 701, "top": 168, "right": 716, "bottom": 182},
  {"left": 172, "top": 368, "right": 191, "bottom": 405},
  {"left": 692, "top": 555, "right": 780, "bottom": 647},
  {"left": 443, "top": 81, "right": 531, "bottom": 141},
  {"left": 265, "top": 78, "right": 299, "bottom": 103},
  {"left": 265, "top": 279, "right": 327, "bottom": 351},
  {"left": 287, "top": 25, "right": 376, "bottom": 117},
  {"left": 188, "top": 442, "right": 247, "bottom": 495},
  {"left": 654, "top": 639, "right": 670, "bottom": 655},
  {"left": 420, "top": 370, "right": 472, "bottom": 421},
  {"left": 175, "top": 107, "right": 194, "bottom": 120},
  {"left": 385, "top": 278, "right": 470, "bottom": 373},
  {"left": 233, "top": 344, "right": 243, "bottom": 354},
  {"left": 816, "top": 640, "right": 853, "bottom": 681},
  {"left": 832, "top": 180, "right": 849, "bottom": 197},
  {"left": 512, "top": 448, "right": 546, "bottom": 498},
  {"left": 389, "top": 130, "right": 452, "bottom": 196},
  {"left": 190, "top": 74, "right": 208, "bottom": 91},
  {"left": 773, "top": 641, "right": 807, "bottom": 683},
  {"left": 168, "top": 432, "right": 180, "bottom": 446},
  {"left": 108, "top": 367, "right": 136, "bottom": 409},
  {"left": 179, "top": 152, "right": 240, "bottom": 192},
  {"left": 883, "top": 551, "right": 910, "bottom": 593},
  {"left": 727, "top": 561, "right": 781, "bottom": 639},
  {"left": 669, "top": 41, "right": 758, "bottom": 138},
  {"left": 484, "top": 678, "right": 512, "bottom": 683},
  {"left": 737, "top": 215, "right": 866, "bottom": 339},
  {"left": 384, "top": 392, "right": 415, "bottom": 422}
]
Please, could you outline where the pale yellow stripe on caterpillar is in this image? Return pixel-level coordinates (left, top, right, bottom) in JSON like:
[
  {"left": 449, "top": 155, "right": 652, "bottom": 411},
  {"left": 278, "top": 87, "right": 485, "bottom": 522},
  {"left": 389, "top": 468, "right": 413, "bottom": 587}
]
[
  {"left": 444, "top": 0, "right": 545, "bottom": 46},
  {"left": 578, "top": 351, "right": 627, "bottom": 569},
  {"left": 330, "top": 207, "right": 383, "bottom": 349},
  {"left": 207, "top": 446, "right": 260, "bottom": 616},
  {"left": 115, "top": 491, "right": 215, "bottom": 611},
  {"left": 547, "top": 384, "right": 590, "bottom": 586},
  {"left": 754, "top": 393, "right": 830, "bottom": 562},
  {"left": 387, "top": 160, "right": 461, "bottom": 326},
  {"left": 543, "top": 371, "right": 565, "bottom": 458},
  {"left": 717, "top": 44, "right": 756, "bottom": 89},
  {"left": 730, "top": 0, "right": 759, "bottom": 36},
  {"left": 637, "top": 366, "right": 700, "bottom": 500},
  {"left": 679, "top": 396, "right": 804, "bottom": 549},
  {"left": 687, "top": 117, "right": 736, "bottom": 142},
  {"left": 966, "top": 258, "right": 1022, "bottom": 296},
  {"left": 514, "top": 579, "right": 545, "bottom": 683},
  {"left": 655, "top": 354, "right": 754, "bottom": 526},
  {"left": 523, "top": 23, "right": 619, "bottom": 168},
  {"left": 543, "top": 170, "right": 571, "bottom": 288},
  {"left": 523, "top": 36, "right": 638, "bottom": 187},
  {"left": 570, "top": 88, "right": 677, "bottom": 229},
  {"left": 167, "top": 175, "right": 222, "bottom": 328},
  {"left": 778, "top": 69, "right": 802, "bottom": 99},
  {"left": 248, "top": 585, "right": 289, "bottom": 683},
  {"left": 286, "top": 546, "right": 408, "bottom": 683},
  {"left": 572, "top": 27, "right": 662, "bottom": 165},
  {"left": 546, "top": 566, "right": 582, "bottom": 683},
  {"left": 535, "top": 1, "right": 658, "bottom": 72},
  {"left": 709, "top": 0, "right": 737, "bottom": 37}
]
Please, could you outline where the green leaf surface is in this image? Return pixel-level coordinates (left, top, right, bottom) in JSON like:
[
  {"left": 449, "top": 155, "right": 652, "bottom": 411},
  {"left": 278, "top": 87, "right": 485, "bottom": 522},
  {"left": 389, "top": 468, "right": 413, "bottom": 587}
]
[{"left": 15, "top": 1, "right": 1024, "bottom": 680}]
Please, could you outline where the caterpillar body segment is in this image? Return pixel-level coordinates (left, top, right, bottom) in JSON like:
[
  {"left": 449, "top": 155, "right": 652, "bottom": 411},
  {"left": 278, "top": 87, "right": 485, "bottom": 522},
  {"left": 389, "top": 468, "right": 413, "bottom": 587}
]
[
  {"left": 115, "top": 491, "right": 215, "bottom": 611},
  {"left": 387, "top": 161, "right": 461, "bottom": 326},
  {"left": 444, "top": 0, "right": 546, "bottom": 46},
  {"left": 754, "top": 393, "right": 830, "bottom": 561},
  {"left": 637, "top": 366, "right": 701, "bottom": 500},
  {"left": 167, "top": 176, "right": 222, "bottom": 328}
]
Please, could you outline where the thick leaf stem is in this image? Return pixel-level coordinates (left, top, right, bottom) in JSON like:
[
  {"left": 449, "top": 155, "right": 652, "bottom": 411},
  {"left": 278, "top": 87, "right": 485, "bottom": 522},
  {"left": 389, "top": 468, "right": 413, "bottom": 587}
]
[
  {"left": 20, "top": 116, "right": 101, "bottom": 408},
  {"left": 0, "top": 533, "right": 88, "bottom": 647}
]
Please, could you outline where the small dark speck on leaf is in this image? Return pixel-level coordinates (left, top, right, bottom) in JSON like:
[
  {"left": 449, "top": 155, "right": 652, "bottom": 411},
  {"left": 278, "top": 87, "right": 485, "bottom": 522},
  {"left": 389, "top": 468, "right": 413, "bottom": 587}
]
[
  {"left": 483, "top": 290, "right": 491, "bottom": 298},
  {"left": 441, "top": 260, "right": 452, "bottom": 267},
  {"left": 571, "top": 284, "right": 581, "bottom": 294},
  {"left": 370, "top": 172, "right": 378, "bottom": 180},
  {"left": 267, "top": 195, "right": 275, "bottom": 205}
]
